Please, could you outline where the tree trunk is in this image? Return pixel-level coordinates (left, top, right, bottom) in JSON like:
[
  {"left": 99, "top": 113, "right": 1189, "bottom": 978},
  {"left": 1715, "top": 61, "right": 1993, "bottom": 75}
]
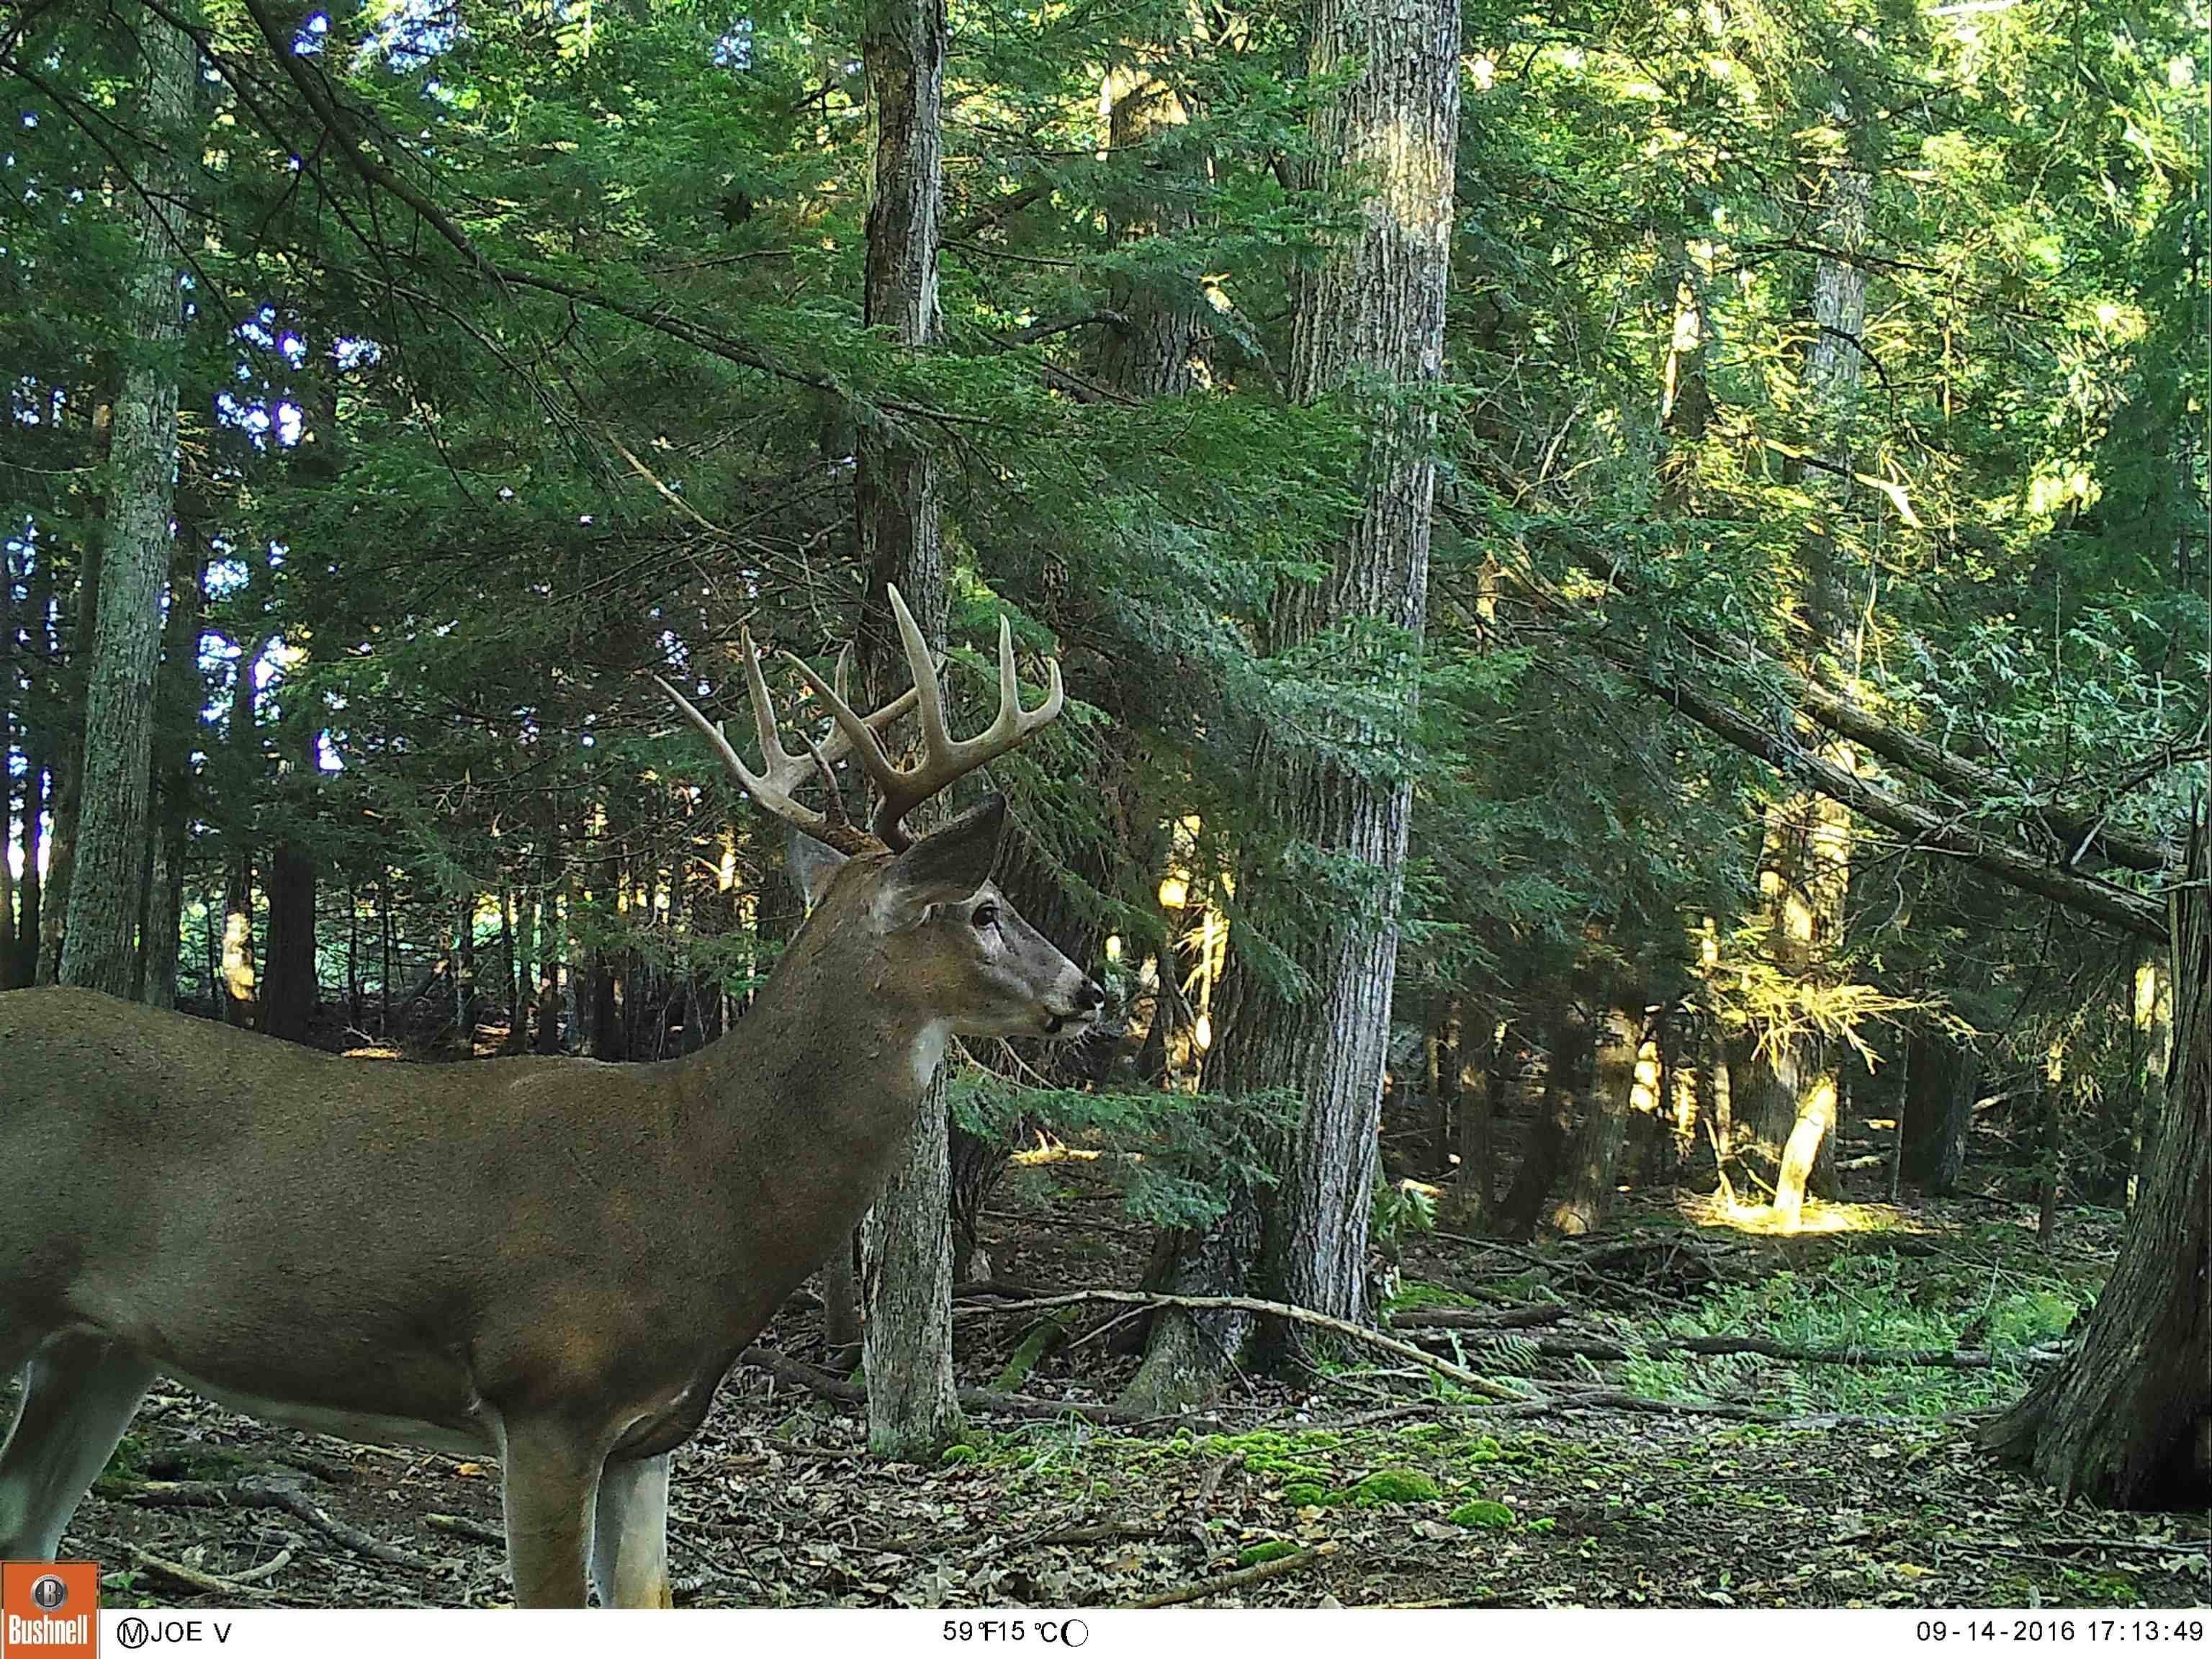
[
  {"left": 1737, "top": 115, "right": 1869, "bottom": 1221},
  {"left": 852, "top": 0, "right": 961, "bottom": 1462},
  {"left": 379, "top": 878, "right": 396, "bottom": 1038},
  {"left": 535, "top": 860, "right": 565, "bottom": 1055},
  {"left": 39, "top": 542, "right": 99, "bottom": 984},
  {"left": 1901, "top": 1026, "right": 1977, "bottom": 1194},
  {"left": 218, "top": 630, "right": 262, "bottom": 1025},
  {"left": 454, "top": 894, "right": 478, "bottom": 1053},
  {"left": 1979, "top": 816, "right": 2209, "bottom": 1507},
  {"left": 1501, "top": 1012, "right": 1592, "bottom": 1238},
  {"left": 1427, "top": 999, "right": 1460, "bottom": 1178},
  {"left": 1445, "top": 1025, "right": 1503, "bottom": 1231},
  {"left": 1089, "top": 49, "right": 1202, "bottom": 396},
  {"left": 141, "top": 536, "right": 204, "bottom": 1011},
  {"left": 508, "top": 884, "right": 535, "bottom": 1053},
  {"left": 345, "top": 882, "right": 361, "bottom": 1031},
  {"left": 1550, "top": 1005, "right": 1647, "bottom": 1236},
  {"left": 1205, "top": 0, "right": 1459, "bottom": 1364},
  {"left": 58, "top": 4, "right": 197, "bottom": 998},
  {"left": 258, "top": 705, "right": 320, "bottom": 1044},
  {"left": 1, "top": 544, "right": 18, "bottom": 989},
  {"left": 258, "top": 833, "right": 317, "bottom": 1040}
]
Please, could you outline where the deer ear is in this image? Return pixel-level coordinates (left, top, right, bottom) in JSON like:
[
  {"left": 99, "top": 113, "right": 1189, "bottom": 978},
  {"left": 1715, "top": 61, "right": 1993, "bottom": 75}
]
[
  {"left": 787, "top": 830, "right": 848, "bottom": 911},
  {"left": 880, "top": 793, "right": 1007, "bottom": 922}
]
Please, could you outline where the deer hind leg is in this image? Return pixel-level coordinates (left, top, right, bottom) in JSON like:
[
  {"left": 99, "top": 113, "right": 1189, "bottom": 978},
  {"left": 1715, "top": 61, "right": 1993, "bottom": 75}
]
[
  {"left": 589, "top": 1452, "right": 673, "bottom": 1607},
  {"left": 0, "top": 1332, "right": 155, "bottom": 1560},
  {"left": 498, "top": 1416, "right": 603, "bottom": 1608}
]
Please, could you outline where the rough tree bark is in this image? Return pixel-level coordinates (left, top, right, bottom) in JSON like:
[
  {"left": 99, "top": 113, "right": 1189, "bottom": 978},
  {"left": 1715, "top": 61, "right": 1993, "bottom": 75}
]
[
  {"left": 1550, "top": 1004, "right": 1647, "bottom": 1235},
  {"left": 1499, "top": 1010, "right": 1592, "bottom": 1237},
  {"left": 852, "top": 0, "right": 961, "bottom": 1460},
  {"left": 1084, "top": 52, "right": 1246, "bottom": 1413},
  {"left": 1211, "top": 0, "right": 1460, "bottom": 1359},
  {"left": 1089, "top": 48, "right": 1201, "bottom": 397},
  {"left": 58, "top": 3, "right": 198, "bottom": 998},
  {"left": 1979, "top": 814, "right": 2208, "bottom": 1506}
]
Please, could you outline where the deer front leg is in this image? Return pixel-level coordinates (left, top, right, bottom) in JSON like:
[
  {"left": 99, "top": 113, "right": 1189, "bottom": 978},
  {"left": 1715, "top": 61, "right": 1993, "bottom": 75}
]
[
  {"left": 590, "top": 1453, "right": 673, "bottom": 1607},
  {"left": 499, "top": 1417, "right": 602, "bottom": 1608},
  {"left": 0, "top": 1333, "right": 154, "bottom": 1560}
]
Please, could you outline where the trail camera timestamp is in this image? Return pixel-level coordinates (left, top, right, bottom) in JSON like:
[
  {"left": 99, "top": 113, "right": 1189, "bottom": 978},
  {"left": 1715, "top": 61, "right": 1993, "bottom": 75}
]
[{"left": 1914, "top": 1620, "right": 2206, "bottom": 1645}]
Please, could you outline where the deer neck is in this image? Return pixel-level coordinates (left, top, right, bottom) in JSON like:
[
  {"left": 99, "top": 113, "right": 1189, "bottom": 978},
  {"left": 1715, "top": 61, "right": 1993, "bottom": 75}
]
[{"left": 673, "top": 894, "right": 944, "bottom": 1297}]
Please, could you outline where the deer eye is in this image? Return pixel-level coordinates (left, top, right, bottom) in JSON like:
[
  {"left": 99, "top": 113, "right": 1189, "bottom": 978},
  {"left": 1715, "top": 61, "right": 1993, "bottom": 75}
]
[{"left": 972, "top": 902, "right": 1001, "bottom": 931}]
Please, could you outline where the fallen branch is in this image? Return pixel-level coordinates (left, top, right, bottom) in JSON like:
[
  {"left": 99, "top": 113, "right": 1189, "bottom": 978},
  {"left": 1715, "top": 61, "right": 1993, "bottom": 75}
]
[
  {"left": 126, "top": 1547, "right": 280, "bottom": 1601},
  {"left": 1386, "top": 1305, "right": 1570, "bottom": 1332},
  {"left": 1125, "top": 1542, "right": 1337, "bottom": 1608},
  {"left": 104, "top": 1475, "right": 434, "bottom": 1570},
  {"left": 426, "top": 1513, "right": 506, "bottom": 1547},
  {"left": 962, "top": 1290, "right": 1525, "bottom": 1402},
  {"left": 1411, "top": 1329, "right": 2033, "bottom": 1369},
  {"left": 225, "top": 1544, "right": 298, "bottom": 1587}
]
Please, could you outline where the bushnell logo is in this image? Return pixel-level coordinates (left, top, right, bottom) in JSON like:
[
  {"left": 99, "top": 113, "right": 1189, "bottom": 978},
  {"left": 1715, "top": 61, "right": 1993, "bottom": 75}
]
[{"left": 1, "top": 1560, "right": 98, "bottom": 1658}]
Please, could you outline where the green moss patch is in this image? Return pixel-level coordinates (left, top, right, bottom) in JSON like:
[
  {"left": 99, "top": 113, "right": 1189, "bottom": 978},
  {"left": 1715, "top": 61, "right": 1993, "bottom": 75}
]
[
  {"left": 1346, "top": 1468, "right": 1442, "bottom": 1506},
  {"left": 1450, "top": 1499, "right": 1516, "bottom": 1529}
]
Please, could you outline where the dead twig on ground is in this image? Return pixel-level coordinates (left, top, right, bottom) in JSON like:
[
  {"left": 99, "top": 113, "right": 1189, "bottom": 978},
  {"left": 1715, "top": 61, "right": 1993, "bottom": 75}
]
[
  {"left": 1125, "top": 1541, "right": 1337, "bottom": 1607},
  {"left": 126, "top": 1545, "right": 281, "bottom": 1601},
  {"left": 426, "top": 1512, "right": 505, "bottom": 1546}
]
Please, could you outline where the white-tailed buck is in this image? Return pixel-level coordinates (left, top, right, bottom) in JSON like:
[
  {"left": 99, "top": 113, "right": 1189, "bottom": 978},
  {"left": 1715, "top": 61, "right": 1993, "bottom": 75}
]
[{"left": 0, "top": 587, "right": 1101, "bottom": 1606}]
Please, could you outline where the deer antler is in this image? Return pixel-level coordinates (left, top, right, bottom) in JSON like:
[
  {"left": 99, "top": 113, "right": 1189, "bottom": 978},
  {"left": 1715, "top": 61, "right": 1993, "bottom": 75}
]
[
  {"left": 653, "top": 622, "right": 922, "bottom": 857},
  {"left": 781, "top": 585, "right": 1064, "bottom": 850}
]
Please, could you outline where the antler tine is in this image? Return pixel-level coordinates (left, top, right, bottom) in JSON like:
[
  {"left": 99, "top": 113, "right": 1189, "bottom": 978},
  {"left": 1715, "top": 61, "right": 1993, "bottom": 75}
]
[
  {"left": 654, "top": 641, "right": 881, "bottom": 856},
  {"left": 738, "top": 625, "right": 804, "bottom": 779},
  {"left": 796, "top": 728, "right": 852, "bottom": 834},
  {"left": 888, "top": 584, "right": 955, "bottom": 763},
  {"left": 654, "top": 673, "right": 773, "bottom": 801},
  {"left": 781, "top": 649, "right": 902, "bottom": 783}
]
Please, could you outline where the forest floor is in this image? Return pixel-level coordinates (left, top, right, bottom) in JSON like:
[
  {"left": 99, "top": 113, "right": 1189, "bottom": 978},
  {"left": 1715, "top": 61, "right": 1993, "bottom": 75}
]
[{"left": 34, "top": 1155, "right": 2212, "bottom": 1611}]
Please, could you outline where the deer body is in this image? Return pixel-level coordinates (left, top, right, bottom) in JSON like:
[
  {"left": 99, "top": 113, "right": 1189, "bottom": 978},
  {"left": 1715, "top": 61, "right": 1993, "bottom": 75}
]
[
  {"left": 0, "top": 899, "right": 934, "bottom": 1457},
  {"left": 0, "top": 590, "right": 1100, "bottom": 1605}
]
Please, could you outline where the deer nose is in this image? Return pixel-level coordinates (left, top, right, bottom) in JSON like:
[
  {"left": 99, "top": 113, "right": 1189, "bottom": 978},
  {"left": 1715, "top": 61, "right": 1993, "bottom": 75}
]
[{"left": 1078, "top": 979, "right": 1106, "bottom": 1011}]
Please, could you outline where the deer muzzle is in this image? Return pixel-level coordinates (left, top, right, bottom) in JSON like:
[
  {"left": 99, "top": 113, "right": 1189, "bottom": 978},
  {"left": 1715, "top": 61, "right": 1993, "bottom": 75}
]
[{"left": 1041, "top": 976, "right": 1108, "bottom": 1037}]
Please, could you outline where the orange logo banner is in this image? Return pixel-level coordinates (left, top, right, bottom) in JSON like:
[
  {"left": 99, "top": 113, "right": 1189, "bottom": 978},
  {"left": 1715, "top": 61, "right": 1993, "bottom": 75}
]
[{"left": 1, "top": 1563, "right": 98, "bottom": 1659}]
